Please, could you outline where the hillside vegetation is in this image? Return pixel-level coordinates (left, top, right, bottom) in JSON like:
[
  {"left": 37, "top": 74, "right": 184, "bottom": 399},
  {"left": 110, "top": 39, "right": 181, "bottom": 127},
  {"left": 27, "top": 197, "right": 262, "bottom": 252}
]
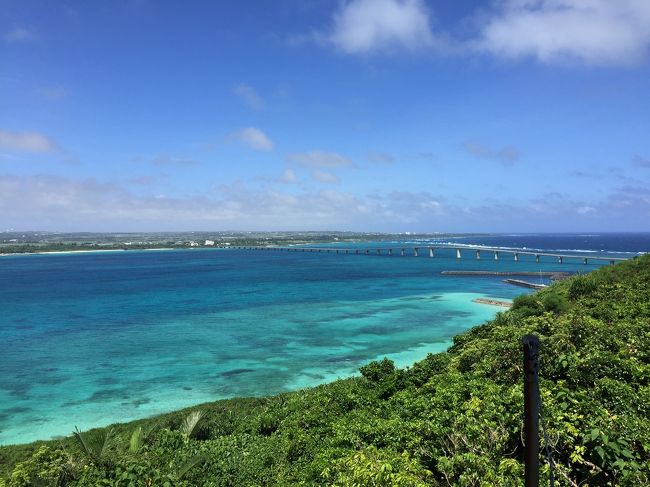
[{"left": 1, "top": 255, "right": 649, "bottom": 486}]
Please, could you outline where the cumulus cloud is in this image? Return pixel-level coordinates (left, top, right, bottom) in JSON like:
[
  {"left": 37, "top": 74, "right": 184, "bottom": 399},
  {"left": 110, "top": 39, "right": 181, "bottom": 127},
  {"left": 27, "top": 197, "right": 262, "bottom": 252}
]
[
  {"left": 477, "top": 0, "right": 650, "bottom": 66},
  {"left": 0, "top": 174, "right": 449, "bottom": 231},
  {"left": 227, "top": 127, "right": 273, "bottom": 151},
  {"left": 311, "top": 170, "right": 340, "bottom": 184},
  {"left": 233, "top": 83, "right": 265, "bottom": 109},
  {"left": 464, "top": 141, "right": 520, "bottom": 165},
  {"left": 576, "top": 205, "right": 597, "bottom": 215},
  {"left": 287, "top": 150, "right": 352, "bottom": 168},
  {"left": 3, "top": 26, "right": 37, "bottom": 42},
  {"left": 367, "top": 151, "right": 396, "bottom": 164},
  {"left": 280, "top": 168, "right": 298, "bottom": 183},
  {"left": 0, "top": 130, "right": 60, "bottom": 153},
  {"left": 325, "top": 0, "right": 435, "bottom": 54},
  {"left": 1, "top": 174, "right": 648, "bottom": 231}
]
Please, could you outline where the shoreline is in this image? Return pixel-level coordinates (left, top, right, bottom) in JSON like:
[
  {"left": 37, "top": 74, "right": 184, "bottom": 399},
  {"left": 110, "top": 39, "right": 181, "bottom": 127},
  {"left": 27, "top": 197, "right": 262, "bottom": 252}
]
[{"left": 0, "top": 247, "right": 177, "bottom": 257}]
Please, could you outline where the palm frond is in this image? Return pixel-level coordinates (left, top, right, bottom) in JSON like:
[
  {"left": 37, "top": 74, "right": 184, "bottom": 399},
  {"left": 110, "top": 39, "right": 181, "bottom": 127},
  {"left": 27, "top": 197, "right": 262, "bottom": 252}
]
[
  {"left": 180, "top": 410, "right": 204, "bottom": 438},
  {"left": 73, "top": 426, "right": 114, "bottom": 466},
  {"left": 176, "top": 453, "right": 209, "bottom": 480},
  {"left": 129, "top": 426, "right": 144, "bottom": 453}
]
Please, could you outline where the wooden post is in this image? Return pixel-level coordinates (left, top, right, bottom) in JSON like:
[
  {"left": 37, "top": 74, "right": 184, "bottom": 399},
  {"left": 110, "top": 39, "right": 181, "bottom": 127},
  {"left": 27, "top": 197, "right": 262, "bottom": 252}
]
[{"left": 522, "top": 335, "right": 540, "bottom": 487}]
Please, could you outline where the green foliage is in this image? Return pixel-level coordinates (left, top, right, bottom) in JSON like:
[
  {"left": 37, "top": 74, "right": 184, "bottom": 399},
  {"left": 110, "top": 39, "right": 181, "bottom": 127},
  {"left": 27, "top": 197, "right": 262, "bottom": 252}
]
[
  {"left": 72, "top": 427, "right": 115, "bottom": 468},
  {"left": 2, "top": 255, "right": 649, "bottom": 485},
  {"left": 7, "top": 446, "right": 75, "bottom": 487},
  {"left": 179, "top": 410, "right": 205, "bottom": 439}
]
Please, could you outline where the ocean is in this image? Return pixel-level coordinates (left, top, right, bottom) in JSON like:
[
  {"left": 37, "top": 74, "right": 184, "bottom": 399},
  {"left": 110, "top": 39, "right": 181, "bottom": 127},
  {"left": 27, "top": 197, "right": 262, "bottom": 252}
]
[{"left": 0, "top": 233, "right": 647, "bottom": 445}]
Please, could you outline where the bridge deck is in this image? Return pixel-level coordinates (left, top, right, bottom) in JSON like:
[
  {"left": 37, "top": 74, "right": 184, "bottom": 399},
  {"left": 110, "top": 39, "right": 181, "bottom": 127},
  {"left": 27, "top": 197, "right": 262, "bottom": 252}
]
[{"left": 221, "top": 244, "right": 632, "bottom": 263}]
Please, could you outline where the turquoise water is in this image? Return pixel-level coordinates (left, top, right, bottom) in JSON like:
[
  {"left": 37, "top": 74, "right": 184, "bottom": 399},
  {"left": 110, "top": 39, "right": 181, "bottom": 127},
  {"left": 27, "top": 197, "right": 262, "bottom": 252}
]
[{"left": 0, "top": 237, "right": 643, "bottom": 445}]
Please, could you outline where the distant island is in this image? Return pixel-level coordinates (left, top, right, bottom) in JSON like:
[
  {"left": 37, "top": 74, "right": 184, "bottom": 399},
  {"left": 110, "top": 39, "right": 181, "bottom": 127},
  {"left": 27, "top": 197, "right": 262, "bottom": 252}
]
[{"left": 0, "top": 231, "right": 484, "bottom": 255}]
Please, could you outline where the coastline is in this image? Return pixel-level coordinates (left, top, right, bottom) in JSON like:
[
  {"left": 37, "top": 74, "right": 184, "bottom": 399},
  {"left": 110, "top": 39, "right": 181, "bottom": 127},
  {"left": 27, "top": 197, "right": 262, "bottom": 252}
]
[{"left": 0, "top": 247, "right": 177, "bottom": 257}]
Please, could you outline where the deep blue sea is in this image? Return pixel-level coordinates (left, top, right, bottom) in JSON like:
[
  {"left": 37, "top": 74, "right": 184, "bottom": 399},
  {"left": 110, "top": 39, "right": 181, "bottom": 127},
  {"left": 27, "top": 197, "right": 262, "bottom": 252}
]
[{"left": 0, "top": 233, "right": 648, "bottom": 445}]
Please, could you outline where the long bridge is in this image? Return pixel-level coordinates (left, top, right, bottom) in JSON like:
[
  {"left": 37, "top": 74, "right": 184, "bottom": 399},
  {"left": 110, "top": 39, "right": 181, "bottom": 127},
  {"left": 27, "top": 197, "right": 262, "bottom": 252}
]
[{"left": 217, "top": 244, "right": 630, "bottom": 265}]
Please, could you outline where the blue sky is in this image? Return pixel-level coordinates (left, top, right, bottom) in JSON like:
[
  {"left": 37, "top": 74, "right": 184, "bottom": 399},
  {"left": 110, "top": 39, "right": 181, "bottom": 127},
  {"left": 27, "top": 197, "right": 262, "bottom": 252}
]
[{"left": 1, "top": 0, "right": 649, "bottom": 232}]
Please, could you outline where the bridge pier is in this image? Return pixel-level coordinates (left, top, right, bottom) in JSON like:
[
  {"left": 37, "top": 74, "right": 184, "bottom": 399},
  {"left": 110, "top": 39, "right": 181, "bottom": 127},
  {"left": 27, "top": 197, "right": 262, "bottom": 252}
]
[
  {"left": 429, "top": 247, "right": 434, "bottom": 258},
  {"left": 514, "top": 253, "right": 519, "bottom": 262},
  {"left": 376, "top": 249, "right": 381, "bottom": 255},
  {"left": 401, "top": 248, "right": 405, "bottom": 256},
  {"left": 355, "top": 249, "right": 359, "bottom": 255},
  {"left": 456, "top": 248, "right": 461, "bottom": 259},
  {"left": 610, "top": 260, "right": 615, "bottom": 265},
  {"left": 535, "top": 254, "right": 540, "bottom": 263},
  {"left": 414, "top": 247, "right": 419, "bottom": 257},
  {"left": 388, "top": 248, "right": 393, "bottom": 256},
  {"left": 475, "top": 250, "right": 480, "bottom": 260},
  {"left": 583, "top": 257, "right": 588, "bottom": 265},
  {"left": 365, "top": 249, "right": 370, "bottom": 255},
  {"left": 494, "top": 251, "right": 499, "bottom": 260},
  {"left": 558, "top": 256, "right": 563, "bottom": 264}
]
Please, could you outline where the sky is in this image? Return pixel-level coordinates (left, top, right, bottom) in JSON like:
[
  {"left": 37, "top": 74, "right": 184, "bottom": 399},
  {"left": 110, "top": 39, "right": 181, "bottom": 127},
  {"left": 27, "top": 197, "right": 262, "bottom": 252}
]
[{"left": 1, "top": 0, "right": 649, "bottom": 233}]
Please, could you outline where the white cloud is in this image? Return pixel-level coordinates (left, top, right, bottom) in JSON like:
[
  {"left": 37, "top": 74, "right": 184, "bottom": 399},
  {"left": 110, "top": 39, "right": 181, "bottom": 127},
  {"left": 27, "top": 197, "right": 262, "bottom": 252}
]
[
  {"left": 0, "top": 130, "right": 59, "bottom": 153},
  {"left": 577, "top": 205, "right": 597, "bottom": 215},
  {"left": 280, "top": 168, "right": 298, "bottom": 183},
  {"left": 326, "top": 0, "right": 435, "bottom": 54},
  {"left": 464, "top": 141, "right": 520, "bottom": 165},
  {"left": 287, "top": 150, "right": 352, "bottom": 168},
  {"left": 2, "top": 175, "right": 648, "bottom": 231},
  {"left": 3, "top": 26, "right": 37, "bottom": 42},
  {"left": 233, "top": 83, "right": 265, "bottom": 109},
  {"left": 477, "top": 0, "right": 650, "bottom": 66},
  {"left": 151, "top": 154, "right": 200, "bottom": 167},
  {"left": 311, "top": 170, "right": 340, "bottom": 184},
  {"left": 228, "top": 127, "right": 273, "bottom": 151}
]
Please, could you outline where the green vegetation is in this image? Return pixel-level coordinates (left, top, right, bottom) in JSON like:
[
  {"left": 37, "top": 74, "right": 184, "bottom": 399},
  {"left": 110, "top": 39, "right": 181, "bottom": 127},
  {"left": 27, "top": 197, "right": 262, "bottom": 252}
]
[
  {"left": 1, "top": 256, "right": 648, "bottom": 486},
  {"left": 1, "top": 231, "right": 471, "bottom": 255}
]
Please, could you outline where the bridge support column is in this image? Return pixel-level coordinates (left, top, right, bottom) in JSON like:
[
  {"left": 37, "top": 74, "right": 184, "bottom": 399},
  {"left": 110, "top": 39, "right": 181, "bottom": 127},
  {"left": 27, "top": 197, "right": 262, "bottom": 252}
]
[
  {"left": 456, "top": 248, "right": 461, "bottom": 259},
  {"left": 376, "top": 249, "right": 381, "bottom": 255},
  {"left": 429, "top": 247, "right": 434, "bottom": 258},
  {"left": 365, "top": 249, "right": 369, "bottom": 255},
  {"left": 494, "top": 251, "right": 499, "bottom": 260},
  {"left": 558, "top": 256, "right": 563, "bottom": 264},
  {"left": 514, "top": 253, "right": 519, "bottom": 262},
  {"left": 535, "top": 254, "right": 540, "bottom": 263},
  {"left": 414, "top": 247, "right": 419, "bottom": 257},
  {"left": 345, "top": 249, "right": 349, "bottom": 254},
  {"left": 355, "top": 249, "right": 359, "bottom": 255},
  {"left": 388, "top": 248, "right": 393, "bottom": 256},
  {"left": 401, "top": 248, "right": 405, "bottom": 256},
  {"left": 475, "top": 250, "right": 480, "bottom": 260},
  {"left": 610, "top": 260, "right": 615, "bottom": 265},
  {"left": 583, "top": 257, "right": 588, "bottom": 265}
]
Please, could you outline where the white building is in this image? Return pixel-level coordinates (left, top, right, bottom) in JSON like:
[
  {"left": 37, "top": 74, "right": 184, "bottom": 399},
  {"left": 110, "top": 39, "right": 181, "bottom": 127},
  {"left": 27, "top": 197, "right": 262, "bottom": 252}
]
[{"left": 204, "top": 240, "right": 215, "bottom": 246}]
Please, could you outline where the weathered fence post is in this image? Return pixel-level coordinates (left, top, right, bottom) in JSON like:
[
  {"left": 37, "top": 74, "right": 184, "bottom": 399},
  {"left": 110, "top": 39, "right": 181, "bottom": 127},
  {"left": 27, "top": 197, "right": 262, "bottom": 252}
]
[{"left": 522, "top": 334, "right": 540, "bottom": 487}]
